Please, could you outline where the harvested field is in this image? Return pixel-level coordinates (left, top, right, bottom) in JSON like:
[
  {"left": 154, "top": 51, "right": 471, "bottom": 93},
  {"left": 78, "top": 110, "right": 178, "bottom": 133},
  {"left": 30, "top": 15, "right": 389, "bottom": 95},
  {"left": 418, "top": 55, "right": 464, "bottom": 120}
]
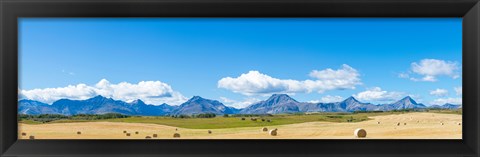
[{"left": 18, "top": 112, "right": 461, "bottom": 139}]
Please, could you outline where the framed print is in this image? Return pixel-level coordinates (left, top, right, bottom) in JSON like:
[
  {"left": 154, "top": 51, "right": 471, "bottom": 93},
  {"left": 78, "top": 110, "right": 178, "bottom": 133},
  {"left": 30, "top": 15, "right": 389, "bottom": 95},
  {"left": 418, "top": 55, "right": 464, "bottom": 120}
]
[{"left": 1, "top": 0, "right": 479, "bottom": 156}]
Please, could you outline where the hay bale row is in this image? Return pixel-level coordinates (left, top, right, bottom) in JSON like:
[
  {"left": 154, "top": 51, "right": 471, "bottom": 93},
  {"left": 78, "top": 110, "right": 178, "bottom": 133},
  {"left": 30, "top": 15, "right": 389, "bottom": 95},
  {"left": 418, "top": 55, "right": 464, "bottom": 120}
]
[
  {"left": 173, "top": 133, "right": 181, "bottom": 138},
  {"left": 269, "top": 129, "right": 278, "bottom": 136},
  {"left": 354, "top": 128, "right": 367, "bottom": 138},
  {"left": 262, "top": 127, "right": 268, "bottom": 132}
]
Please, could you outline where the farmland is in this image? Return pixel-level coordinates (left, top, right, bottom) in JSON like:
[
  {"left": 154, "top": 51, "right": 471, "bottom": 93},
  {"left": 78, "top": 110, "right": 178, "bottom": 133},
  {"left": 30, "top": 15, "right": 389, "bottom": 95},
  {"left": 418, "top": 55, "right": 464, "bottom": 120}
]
[{"left": 18, "top": 111, "right": 462, "bottom": 139}]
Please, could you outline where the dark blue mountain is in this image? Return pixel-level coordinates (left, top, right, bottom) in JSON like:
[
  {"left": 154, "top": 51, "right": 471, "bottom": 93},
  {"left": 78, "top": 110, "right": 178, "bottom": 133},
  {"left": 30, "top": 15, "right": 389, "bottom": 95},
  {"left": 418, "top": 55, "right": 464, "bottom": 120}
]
[
  {"left": 378, "top": 96, "right": 426, "bottom": 110},
  {"left": 171, "top": 96, "right": 239, "bottom": 115},
  {"left": 240, "top": 94, "right": 301, "bottom": 114},
  {"left": 18, "top": 94, "right": 461, "bottom": 116},
  {"left": 18, "top": 99, "right": 58, "bottom": 115},
  {"left": 18, "top": 95, "right": 176, "bottom": 116},
  {"left": 430, "top": 103, "right": 462, "bottom": 109},
  {"left": 336, "top": 96, "right": 380, "bottom": 112},
  {"left": 241, "top": 95, "right": 432, "bottom": 114}
]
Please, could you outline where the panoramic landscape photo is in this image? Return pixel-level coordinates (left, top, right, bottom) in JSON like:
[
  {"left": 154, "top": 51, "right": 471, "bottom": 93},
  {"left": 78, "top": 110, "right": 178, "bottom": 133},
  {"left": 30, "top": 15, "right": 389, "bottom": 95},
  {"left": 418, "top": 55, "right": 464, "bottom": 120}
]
[{"left": 18, "top": 18, "right": 462, "bottom": 139}]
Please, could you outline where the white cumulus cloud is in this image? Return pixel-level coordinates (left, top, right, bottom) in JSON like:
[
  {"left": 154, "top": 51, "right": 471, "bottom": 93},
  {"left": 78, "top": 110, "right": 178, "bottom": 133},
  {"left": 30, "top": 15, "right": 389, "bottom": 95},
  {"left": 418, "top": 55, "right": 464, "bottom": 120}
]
[
  {"left": 219, "top": 97, "right": 260, "bottom": 108},
  {"left": 319, "top": 95, "right": 344, "bottom": 103},
  {"left": 429, "top": 88, "right": 448, "bottom": 97},
  {"left": 19, "top": 79, "right": 187, "bottom": 105},
  {"left": 454, "top": 86, "right": 462, "bottom": 95},
  {"left": 217, "top": 64, "right": 361, "bottom": 96},
  {"left": 402, "top": 59, "right": 460, "bottom": 82},
  {"left": 308, "top": 95, "right": 344, "bottom": 103},
  {"left": 431, "top": 97, "right": 462, "bottom": 105},
  {"left": 354, "top": 87, "right": 404, "bottom": 102}
]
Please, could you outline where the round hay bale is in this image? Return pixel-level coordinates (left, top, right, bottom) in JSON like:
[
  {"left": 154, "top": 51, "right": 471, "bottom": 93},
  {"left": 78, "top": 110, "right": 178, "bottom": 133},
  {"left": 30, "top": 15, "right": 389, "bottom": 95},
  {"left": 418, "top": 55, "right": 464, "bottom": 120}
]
[
  {"left": 29, "top": 135, "right": 35, "bottom": 140},
  {"left": 21, "top": 132, "right": 27, "bottom": 136},
  {"left": 261, "top": 119, "right": 265, "bottom": 121},
  {"left": 404, "top": 123, "right": 407, "bottom": 125},
  {"left": 135, "top": 131, "right": 139, "bottom": 134},
  {"left": 458, "top": 122, "right": 462, "bottom": 125},
  {"left": 126, "top": 133, "right": 131, "bottom": 136},
  {"left": 145, "top": 136, "right": 152, "bottom": 139},
  {"left": 241, "top": 118, "right": 245, "bottom": 120},
  {"left": 262, "top": 127, "right": 268, "bottom": 132},
  {"left": 354, "top": 128, "right": 367, "bottom": 138},
  {"left": 77, "top": 131, "right": 82, "bottom": 135},
  {"left": 397, "top": 122, "right": 400, "bottom": 126},
  {"left": 377, "top": 122, "right": 380, "bottom": 124},
  {"left": 441, "top": 123, "right": 444, "bottom": 125},
  {"left": 251, "top": 118, "right": 257, "bottom": 121},
  {"left": 208, "top": 130, "right": 212, "bottom": 134},
  {"left": 173, "top": 133, "right": 181, "bottom": 138},
  {"left": 153, "top": 134, "right": 158, "bottom": 138},
  {"left": 267, "top": 119, "right": 271, "bottom": 122},
  {"left": 175, "top": 128, "right": 178, "bottom": 131},
  {"left": 123, "top": 130, "right": 127, "bottom": 133},
  {"left": 269, "top": 129, "right": 277, "bottom": 136}
]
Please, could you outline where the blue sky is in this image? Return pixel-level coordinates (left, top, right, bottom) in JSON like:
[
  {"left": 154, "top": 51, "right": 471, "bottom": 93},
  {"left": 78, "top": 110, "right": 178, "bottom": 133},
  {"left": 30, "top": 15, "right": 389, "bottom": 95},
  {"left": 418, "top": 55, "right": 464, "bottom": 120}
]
[{"left": 19, "top": 18, "right": 462, "bottom": 108}]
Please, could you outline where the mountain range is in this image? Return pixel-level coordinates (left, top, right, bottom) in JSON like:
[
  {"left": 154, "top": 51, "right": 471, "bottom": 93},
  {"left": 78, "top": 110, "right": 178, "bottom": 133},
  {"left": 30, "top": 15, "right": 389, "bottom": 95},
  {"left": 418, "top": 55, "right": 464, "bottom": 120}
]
[{"left": 18, "top": 94, "right": 462, "bottom": 116}]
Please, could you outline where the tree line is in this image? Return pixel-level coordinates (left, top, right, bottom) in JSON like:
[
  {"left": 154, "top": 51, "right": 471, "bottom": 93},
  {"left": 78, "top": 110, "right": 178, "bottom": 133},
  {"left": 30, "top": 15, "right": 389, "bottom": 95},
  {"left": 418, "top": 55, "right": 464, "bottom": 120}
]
[{"left": 19, "top": 113, "right": 130, "bottom": 123}]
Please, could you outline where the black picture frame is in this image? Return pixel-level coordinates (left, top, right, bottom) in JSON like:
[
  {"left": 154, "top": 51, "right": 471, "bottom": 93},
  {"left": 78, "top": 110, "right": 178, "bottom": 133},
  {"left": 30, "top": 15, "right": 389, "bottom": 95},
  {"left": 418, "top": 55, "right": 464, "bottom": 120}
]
[{"left": 1, "top": 0, "right": 479, "bottom": 156}]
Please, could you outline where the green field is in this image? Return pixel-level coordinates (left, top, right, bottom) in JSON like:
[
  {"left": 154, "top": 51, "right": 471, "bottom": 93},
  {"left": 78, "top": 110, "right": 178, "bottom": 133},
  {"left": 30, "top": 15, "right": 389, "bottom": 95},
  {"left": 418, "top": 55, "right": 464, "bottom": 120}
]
[
  {"left": 19, "top": 113, "right": 376, "bottom": 129},
  {"left": 103, "top": 114, "right": 372, "bottom": 129},
  {"left": 18, "top": 110, "right": 461, "bottom": 129}
]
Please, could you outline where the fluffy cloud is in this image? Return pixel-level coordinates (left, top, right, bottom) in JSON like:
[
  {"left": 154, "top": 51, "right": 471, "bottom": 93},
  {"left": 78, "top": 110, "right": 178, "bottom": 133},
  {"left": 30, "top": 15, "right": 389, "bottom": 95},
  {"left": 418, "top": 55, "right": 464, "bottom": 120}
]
[
  {"left": 319, "top": 95, "right": 344, "bottom": 103},
  {"left": 19, "top": 79, "right": 187, "bottom": 105},
  {"left": 454, "top": 86, "right": 462, "bottom": 95},
  {"left": 217, "top": 64, "right": 361, "bottom": 96},
  {"left": 308, "top": 95, "right": 344, "bottom": 103},
  {"left": 429, "top": 88, "right": 448, "bottom": 97},
  {"left": 219, "top": 97, "right": 261, "bottom": 108},
  {"left": 354, "top": 87, "right": 404, "bottom": 102},
  {"left": 402, "top": 59, "right": 460, "bottom": 82},
  {"left": 431, "top": 97, "right": 462, "bottom": 105}
]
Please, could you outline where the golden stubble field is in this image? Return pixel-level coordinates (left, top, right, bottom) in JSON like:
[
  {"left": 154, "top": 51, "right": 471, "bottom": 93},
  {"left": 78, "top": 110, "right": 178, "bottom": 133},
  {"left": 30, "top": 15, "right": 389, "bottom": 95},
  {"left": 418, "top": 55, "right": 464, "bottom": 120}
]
[{"left": 18, "top": 112, "right": 462, "bottom": 139}]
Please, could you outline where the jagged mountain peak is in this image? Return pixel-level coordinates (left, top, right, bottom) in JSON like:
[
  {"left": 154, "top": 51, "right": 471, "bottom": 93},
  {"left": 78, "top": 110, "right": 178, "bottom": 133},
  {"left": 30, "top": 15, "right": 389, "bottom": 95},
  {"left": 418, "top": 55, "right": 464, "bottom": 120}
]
[
  {"left": 87, "top": 95, "right": 113, "bottom": 102},
  {"left": 397, "top": 96, "right": 417, "bottom": 105},
  {"left": 343, "top": 96, "right": 359, "bottom": 102},
  {"left": 265, "top": 94, "right": 298, "bottom": 104},
  {"left": 130, "top": 99, "right": 146, "bottom": 105},
  {"left": 172, "top": 96, "right": 238, "bottom": 115},
  {"left": 188, "top": 96, "right": 206, "bottom": 102}
]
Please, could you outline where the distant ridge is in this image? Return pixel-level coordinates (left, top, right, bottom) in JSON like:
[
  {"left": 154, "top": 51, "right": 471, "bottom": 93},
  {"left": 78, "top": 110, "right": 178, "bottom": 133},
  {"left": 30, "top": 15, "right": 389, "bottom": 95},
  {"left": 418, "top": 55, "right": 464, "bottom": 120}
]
[
  {"left": 171, "top": 96, "right": 239, "bottom": 115},
  {"left": 19, "top": 95, "right": 175, "bottom": 116},
  {"left": 18, "top": 94, "right": 461, "bottom": 116}
]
